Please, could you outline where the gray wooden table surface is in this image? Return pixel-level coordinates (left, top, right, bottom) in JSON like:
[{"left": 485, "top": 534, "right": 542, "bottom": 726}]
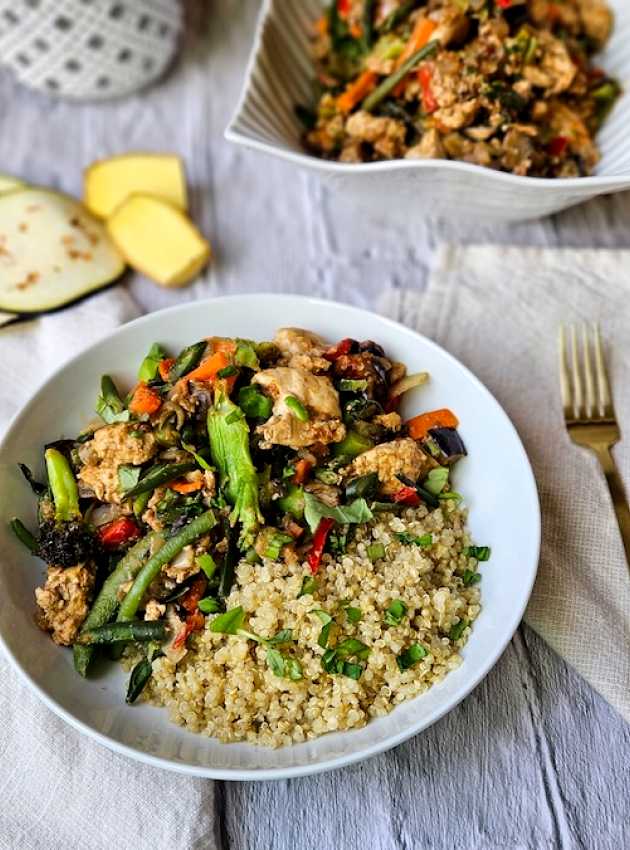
[{"left": 1, "top": 2, "right": 629, "bottom": 848}]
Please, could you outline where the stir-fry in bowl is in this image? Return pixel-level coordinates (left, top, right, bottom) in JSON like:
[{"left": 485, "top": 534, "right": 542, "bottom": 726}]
[
  {"left": 13, "top": 326, "right": 490, "bottom": 748},
  {"left": 300, "top": 0, "right": 620, "bottom": 177}
]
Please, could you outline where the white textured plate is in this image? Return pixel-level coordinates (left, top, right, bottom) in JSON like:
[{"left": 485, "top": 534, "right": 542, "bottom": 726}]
[
  {"left": 226, "top": 0, "right": 630, "bottom": 222},
  {"left": 0, "top": 295, "right": 540, "bottom": 780}
]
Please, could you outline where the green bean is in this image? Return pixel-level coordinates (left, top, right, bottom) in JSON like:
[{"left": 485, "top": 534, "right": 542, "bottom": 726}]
[
  {"left": 45, "top": 448, "right": 80, "bottom": 521},
  {"left": 168, "top": 341, "right": 207, "bottom": 381},
  {"left": 75, "top": 620, "right": 166, "bottom": 645},
  {"left": 363, "top": 0, "right": 375, "bottom": 48},
  {"left": 117, "top": 510, "right": 216, "bottom": 621},
  {"left": 123, "top": 461, "right": 197, "bottom": 500},
  {"left": 133, "top": 491, "right": 151, "bottom": 518},
  {"left": 362, "top": 41, "right": 439, "bottom": 112},
  {"left": 73, "top": 532, "right": 160, "bottom": 677},
  {"left": 10, "top": 518, "right": 39, "bottom": 554}
]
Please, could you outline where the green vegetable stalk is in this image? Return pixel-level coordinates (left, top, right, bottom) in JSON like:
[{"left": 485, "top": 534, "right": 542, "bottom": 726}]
[
  {"left": 123, "top": 460, "right": 197, "bottom": 500},
  {"left": 207, "top": 392, "right": 263, "bottom": 549},
  {"left": 362, "top": 41, "right": 439, "bottom": 112},
  {"left": 117, "top": 510, "right": 216, "bottom": 622},
  {"left": 45, "top": 448, "right": 80, "bottom": 522},
  {"left": 75, "top": 620, "right": 166, "bottom": 645},
  {"left": 73, "top": 532, "right": 160, "bottom": 676}
]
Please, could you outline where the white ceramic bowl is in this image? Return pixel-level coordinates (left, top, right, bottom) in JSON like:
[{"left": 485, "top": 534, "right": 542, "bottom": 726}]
[
  {"left": 0, "top": 295, "right": 540, "bottom": 779},
  {"left": 226, "top": 0, "right": 630, "bottom": 222}
]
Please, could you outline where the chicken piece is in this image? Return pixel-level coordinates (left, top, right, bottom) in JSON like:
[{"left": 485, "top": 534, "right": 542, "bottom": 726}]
[
  {"left": 78, "top": 423, "right": 156, "bottom": 504},
  {"left": 144, "top": 599, "right": 166, "bottom": 621},
  {"left": 163, "top": 545, "right": 199, "bottom": 582},
  {"left": 253, "top": 367, "right": 341, "bottom": 419},
  {"left": 547, "top": 100, "right": 599, "bottom": 173},
  {"left": 374, "top": 412, "right": 402, "bottom": 432},
  {"left": 258, "top": 416, "right": 346, "bottom": 450},
  {"left": 348, "top": 437, "right": 436, "bottom": 496},
  {"left": 433, "top": 98, "right": 479, "bottom": 131},
  {"left": 431, "top": 5, "right": 470, "bottom": 47},
  {"left": 273, "top": 327, "right": 330, "bottom": 373},
  {"left": 405, "top": 129, "right": 446, "bottom": 160},
  {"left": 35, "top": 564, "right": 94, "bottom": 646},
  {"left": 501, "top": 128, "right": 535, "bottom": 176},
  {"left": 577, "top": 0, "right": 613, "bottom": 47},
  {"left": 523, "top": 33, "right": 576, "bottom": 95},
  {"left": 345, "top": 111, "right": 406, "bottom": 159}
]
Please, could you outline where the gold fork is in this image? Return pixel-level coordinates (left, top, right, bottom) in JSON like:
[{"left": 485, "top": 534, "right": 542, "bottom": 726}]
[{"left": 559, "top": 323, "right": 630, "bottom": 572}]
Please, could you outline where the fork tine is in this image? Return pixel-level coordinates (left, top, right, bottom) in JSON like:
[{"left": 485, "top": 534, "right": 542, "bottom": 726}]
[
  {"left": 593, "top": 323, "right": 614, "bottom": 418},
  {"left": 569, "top": 324, "right": 584, "bottom": 419},
  {"left": 581, "top": 323, "right": 595, "bottom": 419},
  {"left": 558, "top": 325, "right": 574, "bottom": 418}
]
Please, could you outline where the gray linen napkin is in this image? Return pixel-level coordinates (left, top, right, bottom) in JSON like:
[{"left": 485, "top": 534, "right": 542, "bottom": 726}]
[
  {"left": 380, "top": 245, "right": 630, "bottom": 724},
  {"left": 0, "top": 291, "right": 217, "bottom": 850}
]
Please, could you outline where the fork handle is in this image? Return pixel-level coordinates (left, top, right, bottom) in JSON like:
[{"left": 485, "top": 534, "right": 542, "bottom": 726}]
[{"left": 594, "top": 446, "right": 630, "bottom": 572}]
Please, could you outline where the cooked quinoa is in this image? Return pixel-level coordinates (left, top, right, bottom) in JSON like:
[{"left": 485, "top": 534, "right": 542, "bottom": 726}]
[{"left": 140, "top": 501, "right": 481, "bottom": 748}]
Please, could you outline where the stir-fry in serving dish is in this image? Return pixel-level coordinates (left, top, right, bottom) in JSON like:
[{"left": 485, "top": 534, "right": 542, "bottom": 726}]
[
  {"left": 12, "top": 327, "right": 490, "bottom": 747},
  {"left": 300, "top": 0, "right": 620, "bottom": 177}
]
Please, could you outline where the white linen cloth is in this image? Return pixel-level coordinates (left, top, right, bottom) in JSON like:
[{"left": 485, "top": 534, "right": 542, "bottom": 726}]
[
  {"left": 380, "top": 245, "right": 630, "bottom": 724},
  {"left": 0, "top": 291, "right": 218, "bottom": 850}
]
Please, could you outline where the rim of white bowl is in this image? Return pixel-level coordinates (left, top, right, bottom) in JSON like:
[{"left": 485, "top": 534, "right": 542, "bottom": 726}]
[
  {"left": 225, "top": 0, "right": 630, "bottom": 191},
  {"left": 0, "top": 294, "right": 542, "bottom": 781}
]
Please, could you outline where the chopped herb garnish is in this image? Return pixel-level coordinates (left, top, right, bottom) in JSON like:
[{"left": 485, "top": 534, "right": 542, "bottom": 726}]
[
  {"left": 395, "top": 531, "right": 432, "bottom": 547},
  {"left": 311, "top": 609, "right": 333, "bottom": 648},
  {"left": 138, "top": 342, "right": 166, "bottom": 383},
  {"left": 449, "top": 619, "right": 469, "bottom": 641},
  {"left": 465, "top": 546, "right": 491, "bottom": 561},
  {"left": 263, "top": 531, "right": 293, "bottom": 560},
  {"left": 118, "top": 464, "right": 141, "bottom": 493},
  {"left": 267, "top": 628, "right": 293, "bottom": 645},
  {"left": 209, "top": 606, "right": 246, "bottom": 635},
  {"left": 397, "top": 643, "right": 427, "bottom": 671},
  {"left": 96, "top": 375, "right": 129, "bottom": 424},
  {"left": 345, "top": 606, "right": 362, "bottom": 624},
  {"left": 298, "top": 575, "right": 317, "bottom": 598},
  {"left": 462, "top": 569, "right": 481, "bottom": 587},
  {"left": 366, "top": 541, "right": 385, "bottom": 561},
  {"left": 197, "top": 552, "right": 218, "bottom": 580},
  {"left": 384, "top": 599, "right": 407, "bottom": 627},
  {"left": 198, "top": 596, "right": 221, "bottom": 614},
  {"left": 341, "top": 661, "right": 363, "bottom": 680},
  {"left": 321, "top": 636, "right": 370, "bottom": 678}
]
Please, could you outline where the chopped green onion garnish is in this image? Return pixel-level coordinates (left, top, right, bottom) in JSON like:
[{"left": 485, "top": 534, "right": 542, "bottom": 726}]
[
  {"left": 384, "top": 599, "right": 407, "bottom": 627},
  {"left": 339, "top": 379, "right": 368, "bottom": 392},
  {"left": 341, "top": 661, "right": 363, "bottom": 680},
  {"left": 198, "top": 597, "right": 221, "bottom": 614},
  {"left": 311, "top": 609, "right": 333, "bottom": 648},
  {"left": 263, "top": 531, "right": 293, "bottom": 561},
  {"left": 395, "top": 532, "right": 432, "bottom": 547},
  {"left": 345, "top": 606, "right": 362, "bottom": 624},
  {"left": 197, "top": 552, "right": 218, "bottom": 580},
  {"left": 285, "top": 396, "right": 309, "bottom": 421},
  {"left": 298, "top": 575, "right": 317, "bottom": 597},
  {"left": 465, "top": 546, "right": 491, "bottom": 561},
  {"left": 462, "top": 569, "right": 481, "bottom": 587},
  {"left": 397, "top": 642, "right": 427, "bottom": 671},
  {"left": 366, "top": 541, "right": 385, "bottom": 561},
  {"left": 449, "top": 619, "right": 469, "bottom": 641},
  {"left": 424, "top": 467, "right": 449, "bottom": 495}
]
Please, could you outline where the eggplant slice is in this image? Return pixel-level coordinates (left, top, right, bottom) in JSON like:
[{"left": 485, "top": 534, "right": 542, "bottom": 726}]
[{"left": 0, "top": 188, "right": 125, "bottom": 315}]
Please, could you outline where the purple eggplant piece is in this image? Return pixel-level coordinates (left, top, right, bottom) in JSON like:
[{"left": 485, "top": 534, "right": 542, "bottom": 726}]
[{"left": 425, "top": 427, "right": 467, "bottom": 465}]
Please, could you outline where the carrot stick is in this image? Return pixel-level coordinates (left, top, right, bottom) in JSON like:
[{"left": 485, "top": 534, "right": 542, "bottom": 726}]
[
  {"left": 393, "top": 17, "right": 437, "bottom": 96},
  {"left": 406, "top": 408, "right": 459, "bottom": 440},
  {"left": 181, "top": 350, "right": 230, "bottom": 383},
  {"left": 129, "top": 382, "right": 162, "bottom": 416},
  {"left": 170, "top": 477, "right": 203, "bottom": 494},
  {"left": 337, "top": 70, "right": 378, "bottom": 113}
]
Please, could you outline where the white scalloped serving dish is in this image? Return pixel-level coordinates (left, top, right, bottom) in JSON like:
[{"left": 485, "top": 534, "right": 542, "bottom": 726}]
[{"left": 226, "top": 0, "right": 630, "bottom": 222}]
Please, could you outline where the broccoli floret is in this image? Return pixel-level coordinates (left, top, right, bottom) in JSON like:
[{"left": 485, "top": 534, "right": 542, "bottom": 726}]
[{"left": 38, "top": 520, "right": 97, "bottom": 567}]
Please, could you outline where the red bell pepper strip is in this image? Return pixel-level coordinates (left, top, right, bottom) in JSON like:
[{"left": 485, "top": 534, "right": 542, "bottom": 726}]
[
  {"left": 418, "top": 64, "right": 438, "bottom": 113},
  {"left": 172, "top": 609, "right": 205, "bottom": 650},
  {"left": 181, "top": 575, "right": 208, "bottom": 614},
  {"left": 392, "top": 487, "right": 421, "bottom": 507},
  {"left": 497, "top": 0, "right": 513, "bottom": 8},
  {"left": 337, "top": 0, "right": 351, "bottom": 18},
  {"left": 308, "top": 517, "right": 335, "bottom": 574},
  {"left": 98, "top": 517, "right": 141, "bottom": 549}
]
